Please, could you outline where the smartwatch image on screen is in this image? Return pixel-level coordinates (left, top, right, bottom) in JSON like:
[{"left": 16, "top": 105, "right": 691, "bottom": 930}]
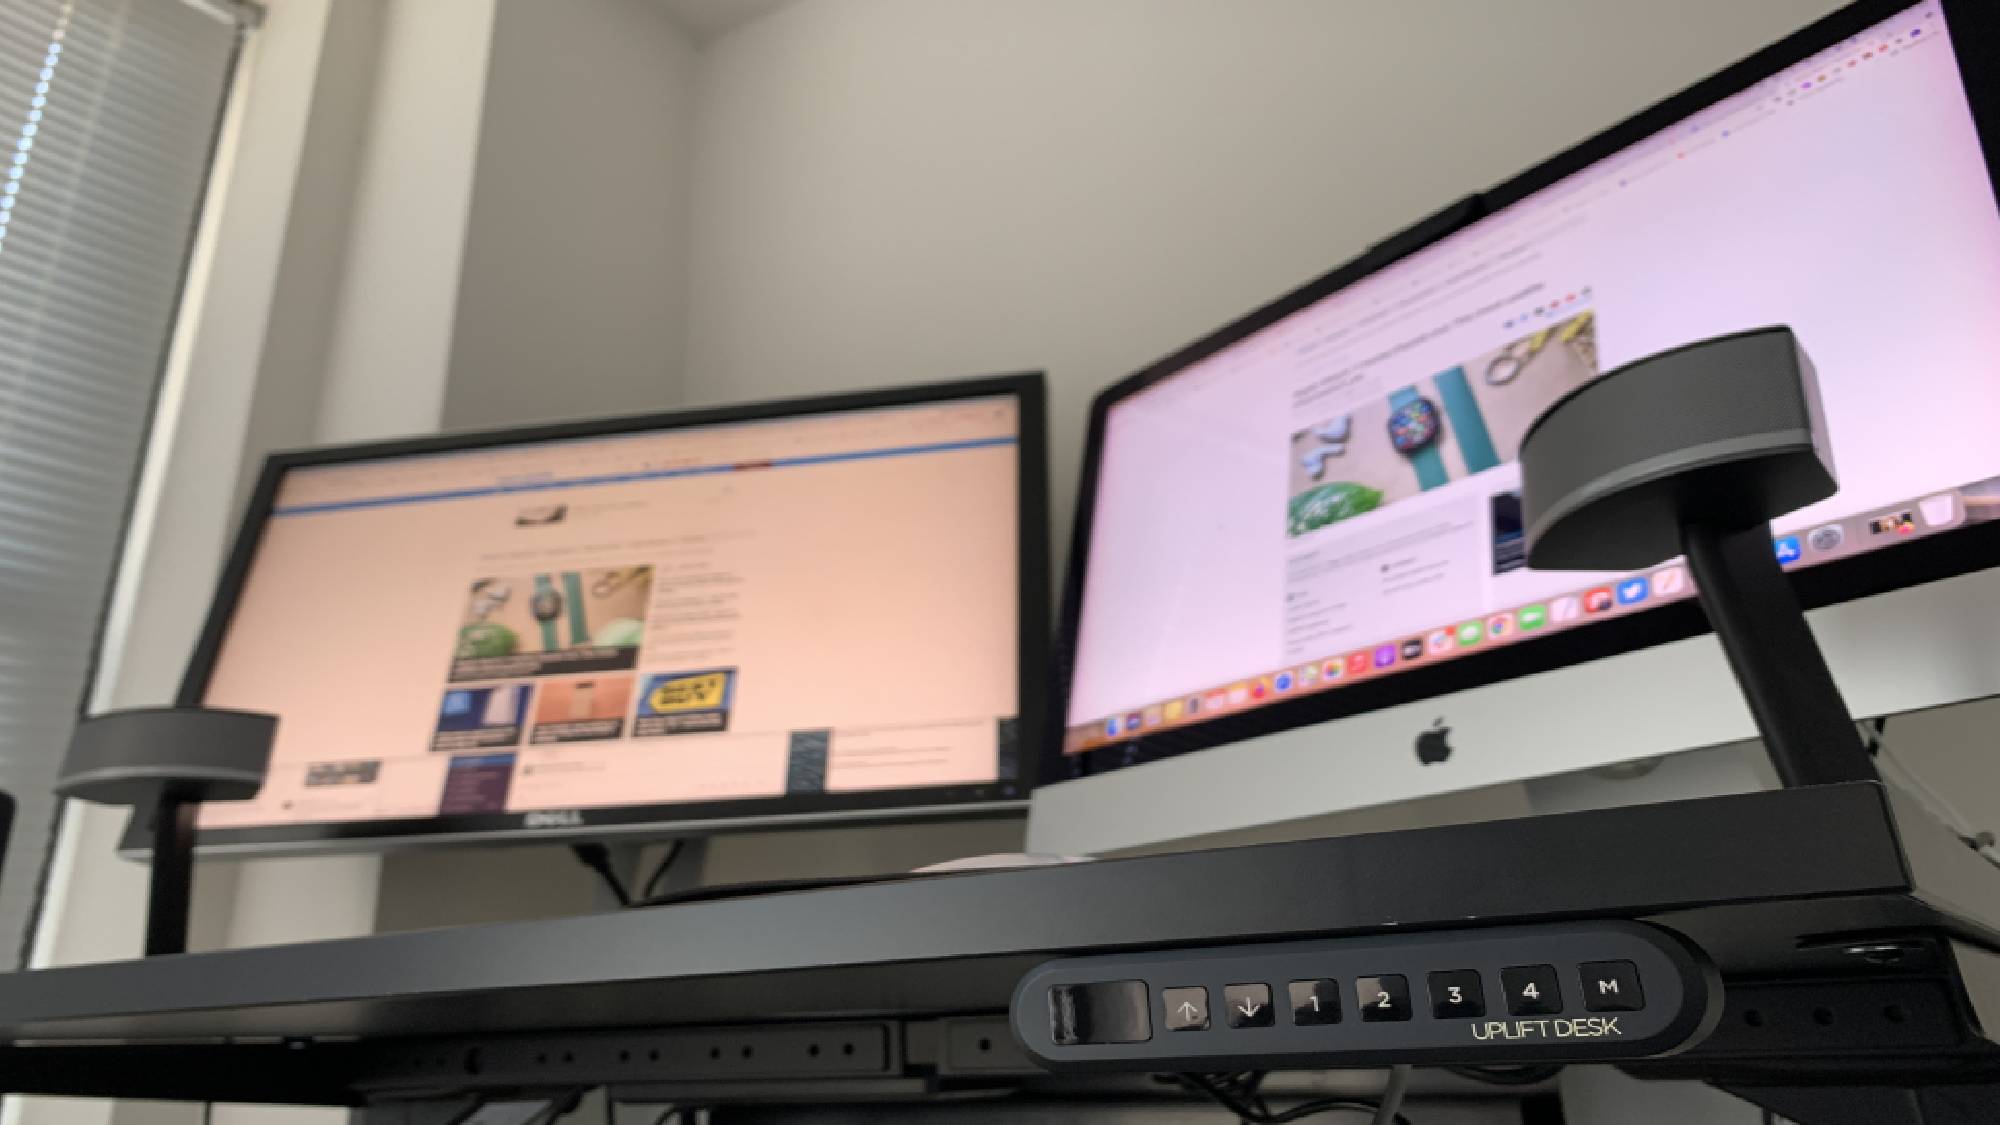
[
  {"left": 1386, "top": 389, "right": 1446, "bottom": 490},
  {"left": 530, "top": 575, "right": 564, "bottom": 651}
]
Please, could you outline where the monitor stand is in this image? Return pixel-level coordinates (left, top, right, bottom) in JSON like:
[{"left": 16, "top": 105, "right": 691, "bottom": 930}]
[
  {"left": 577, "top": 838, "right": 710, "bottom": 910},
  {"left": 1513, "top": 327, "right": 1994, "bottom": 1124}
]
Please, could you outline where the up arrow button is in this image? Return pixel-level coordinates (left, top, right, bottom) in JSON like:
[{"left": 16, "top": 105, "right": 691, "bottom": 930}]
[{"left": 1163, "top": 986, "right": 1209, "bottom": 1031}]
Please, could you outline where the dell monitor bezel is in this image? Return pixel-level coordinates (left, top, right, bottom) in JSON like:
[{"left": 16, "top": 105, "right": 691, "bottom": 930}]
[
  {"left": 149, "top": 372, "right": 1049, "bottom": 856},
  {"left": 1041, "top": 0, "right": 2000, "bottom": 812}
]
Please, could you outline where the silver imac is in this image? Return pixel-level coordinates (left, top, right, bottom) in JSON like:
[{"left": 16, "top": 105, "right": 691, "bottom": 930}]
[{"left": 1031, "top": 0, "right": 2000, "bottom": 855}]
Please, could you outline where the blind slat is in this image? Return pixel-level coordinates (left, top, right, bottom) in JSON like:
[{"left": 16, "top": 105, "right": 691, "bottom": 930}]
[{"left": 0, "top": 0, "right": 238, "bottom": 969}]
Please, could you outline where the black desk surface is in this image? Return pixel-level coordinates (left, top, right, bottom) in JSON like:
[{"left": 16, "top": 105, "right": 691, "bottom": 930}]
[{"left": 3, "top": 782, "right": 1998, "bottom": 1107}]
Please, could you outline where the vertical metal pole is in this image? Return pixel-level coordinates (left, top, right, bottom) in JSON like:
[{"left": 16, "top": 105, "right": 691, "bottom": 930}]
[
  {"left": 1680, "top": 519, "right": 1874, "bottom": 788},
  {"left": 145, "top": 797, "right": 197, "bottom": 956}
]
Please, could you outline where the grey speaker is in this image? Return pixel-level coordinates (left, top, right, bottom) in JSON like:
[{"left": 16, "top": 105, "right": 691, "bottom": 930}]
[
  {"left": 1520, "top": 327, "right": 1834, "bottom": 571},
  {"left": 1516, "top": 327, "right": 1872, "bottom": 789},
  {"left": 56, "top": 707, "right": 274, "bottom": 955}
]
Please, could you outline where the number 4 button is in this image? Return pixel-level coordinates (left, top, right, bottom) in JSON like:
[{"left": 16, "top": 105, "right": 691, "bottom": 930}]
[{"left": 1502, "top": 964, "right": 1564, "bottom": 1016}]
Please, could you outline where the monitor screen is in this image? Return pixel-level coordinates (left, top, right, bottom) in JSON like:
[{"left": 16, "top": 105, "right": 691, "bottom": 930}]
[
  {"left": 189, "top": 378, "right": 1043, "bottom": 849},
  {"left": 1062, "top": 2, "right": 2000, "bottom": 765}
]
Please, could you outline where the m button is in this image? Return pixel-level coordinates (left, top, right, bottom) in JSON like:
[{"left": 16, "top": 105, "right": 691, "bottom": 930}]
[{"left": 1580, "top": 961, "right": 1644, "bottom": 1012}]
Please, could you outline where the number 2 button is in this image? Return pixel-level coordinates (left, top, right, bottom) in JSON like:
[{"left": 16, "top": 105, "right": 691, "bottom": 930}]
[{"left": 1356, "top": 974, "right": 1412, "bottom": 1022}]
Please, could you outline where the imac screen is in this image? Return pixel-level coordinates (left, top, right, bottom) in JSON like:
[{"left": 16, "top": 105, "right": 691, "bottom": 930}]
[{"left": 1066, "top": 2, "right": 2000, "bottom": 757}]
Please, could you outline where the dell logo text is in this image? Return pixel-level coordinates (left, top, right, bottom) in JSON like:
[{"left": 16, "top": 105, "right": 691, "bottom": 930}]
[{"left": 523, "top": 809, "right": 585, "bottom": 829}]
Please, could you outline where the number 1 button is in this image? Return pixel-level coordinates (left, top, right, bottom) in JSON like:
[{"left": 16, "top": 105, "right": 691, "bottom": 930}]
[
  {"left": 1356, "top": 974, "right": 1412, "bottom": 1022},
  {"left": 1289, "top": 979, "right": 1340, "bottom": 1026}
]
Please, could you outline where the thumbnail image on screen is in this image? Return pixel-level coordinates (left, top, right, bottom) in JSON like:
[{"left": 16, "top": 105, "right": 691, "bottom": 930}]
[
  {"left": 196, "top": 395, "right": 1023, "bottom": 832},
  {"left": 1066, "top": 2, "right": 2000, "bottom": 754}
]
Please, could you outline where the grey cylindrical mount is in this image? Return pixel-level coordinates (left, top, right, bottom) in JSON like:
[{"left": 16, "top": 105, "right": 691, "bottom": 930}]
[
  {"left": 1516, "top": 326, "right": 1872, "bottom": 790},
  {"left": 57, "top": 707, "right": 274, "bottom": 807},
  {"left": 56, "top": 706, "right": 274, "bottom": 956},
  {"left": 1520, "top": 326, "right": 1834, "bottom": 571}
]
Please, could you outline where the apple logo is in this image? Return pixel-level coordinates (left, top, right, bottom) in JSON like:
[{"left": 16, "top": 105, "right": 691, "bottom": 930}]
[{"left": 1415, "top": 717, "right": 1452, "bottom": 765}]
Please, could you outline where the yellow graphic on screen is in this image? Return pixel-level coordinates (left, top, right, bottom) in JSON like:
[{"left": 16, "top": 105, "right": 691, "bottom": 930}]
[
  {"left": 634, "top": 668, "right": 736, "bottom": 737},
  {"left": 648, "top": 672, "right": 729, "bottom": 714}
]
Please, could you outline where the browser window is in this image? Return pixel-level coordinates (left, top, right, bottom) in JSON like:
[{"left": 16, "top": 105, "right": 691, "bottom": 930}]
[
  {"left": 1068, "top": 3, "right": 2000, "bottom": 750},
  {"left": 200, "top": 397, "right": 1022, "bottom": 828}
]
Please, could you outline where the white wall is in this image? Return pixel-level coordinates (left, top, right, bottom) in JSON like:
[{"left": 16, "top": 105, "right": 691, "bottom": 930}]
[
  {"left": 314, "top": 0, "right": 497, "bottom": 445},
  {"left": 442, "top": 0, "right": 698, "bottom": 432},
  {"left": 211, "top": 0, "right": 499, "bottom": 1119},
  {"left": 683, "top": 0, "right": 1846, "bottom": 546}
]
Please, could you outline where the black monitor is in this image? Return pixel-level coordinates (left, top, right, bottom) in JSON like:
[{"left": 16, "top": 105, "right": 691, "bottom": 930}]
[{"left": 163, "top": 374, "right": 1047, "bottom": 854}]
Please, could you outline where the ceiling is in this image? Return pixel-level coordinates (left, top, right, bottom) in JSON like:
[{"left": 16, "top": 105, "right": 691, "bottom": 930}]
[{"left": 651, "top": 0, "right": 794, "bottom": 43}]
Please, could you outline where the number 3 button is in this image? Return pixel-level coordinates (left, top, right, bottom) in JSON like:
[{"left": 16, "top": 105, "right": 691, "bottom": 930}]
[
  {"left": 1427, "top": 969, "right": 1485, "bottom": 1018},
  {"left": 1356, "top": 974, "right": 1412, "bottom": 1022}
]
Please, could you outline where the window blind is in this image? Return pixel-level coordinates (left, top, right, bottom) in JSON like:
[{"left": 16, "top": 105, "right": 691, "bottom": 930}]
[{"left": 0, "top": 0, "right": 240, "bottom": 966}]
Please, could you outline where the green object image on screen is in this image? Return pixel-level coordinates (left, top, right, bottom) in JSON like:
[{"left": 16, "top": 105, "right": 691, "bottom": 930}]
[
  {"left": 592, "top": 618, "right": 645, "bottom": 648},
  {"left": 456, "top": 621, "right": 519, "bottom": 659},
  {"left": 1288, "top": 482, "right": 1384, "bottom": 537}
]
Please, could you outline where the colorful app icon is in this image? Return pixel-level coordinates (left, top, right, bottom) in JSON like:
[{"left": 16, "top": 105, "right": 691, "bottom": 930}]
[
  {"left": 1373, "top": 643, "right": 1398, "bottom": 668},
  {"left": 1652, "top": 566, "right": 1687, "bottom": 595},
  {"left": 1551, "top": 595, "right": 1582, "bottom": 623},
  {"left": 1322, "top": 658, "right": 1343, "bottom": 681},
  {"left": 1274, "top": 671, "right": 1295, "bottom": 693},
  {"left": 1206, "top": 690, "right": 1228, "bottom": 712},
  {"left": 1345, "top": 651, "right": 1371, "bottom": 676},
  {"left": 1773, "top": 536, "right": 1802, "bottom": 565},
  {"left": 1807, "top": 525, "right": 1844, "bottom": 553},
  {"left": 1143, "top": 705, "right": 1163, "bottom": 727},
  {"left": 1456, "top": 620, "right": 1484, "bottom": 647},
  {"left": 1251, "top": 677, "right": 1272, "bottom": 701},
  {"left": 1400, "top": 637, "right": 1424, "bottom": 661},
  {"left": 1227, "top": 683, "right": 1250, "bottom": 706},
  {"left": 1920, "top": 493, "right": 1957, "bottom": 527},
  {"left": 1870, "top": 510, "right": 1915, "bottom": 536},
  {"left": 1123, "top": 712, "right": 1142, "bottom": 732},
  {"left": 1427, "top": 628, "right": 1453, "bottom": 655},
  {"left": 1584, "top": 587, "right": 1614, "bottom": 613},
  {"left": 1163, "top": 698, "right": 1185, "bottom": 723},
  {"left": 1104, "top": 717, "right": 1121, "bottom": 738},
  {"left": 1616, "top": 576, "right": 1650, "bottom": 605},
  {"left": 1299, "top": 663, "right": 1319, "bottom": 687},
  {"left": 1487, "top": 611, "right": 1515, "bottom": 639},
  {"left": 1519, "top": 603, "right": 1548, "bottom": 631}
]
